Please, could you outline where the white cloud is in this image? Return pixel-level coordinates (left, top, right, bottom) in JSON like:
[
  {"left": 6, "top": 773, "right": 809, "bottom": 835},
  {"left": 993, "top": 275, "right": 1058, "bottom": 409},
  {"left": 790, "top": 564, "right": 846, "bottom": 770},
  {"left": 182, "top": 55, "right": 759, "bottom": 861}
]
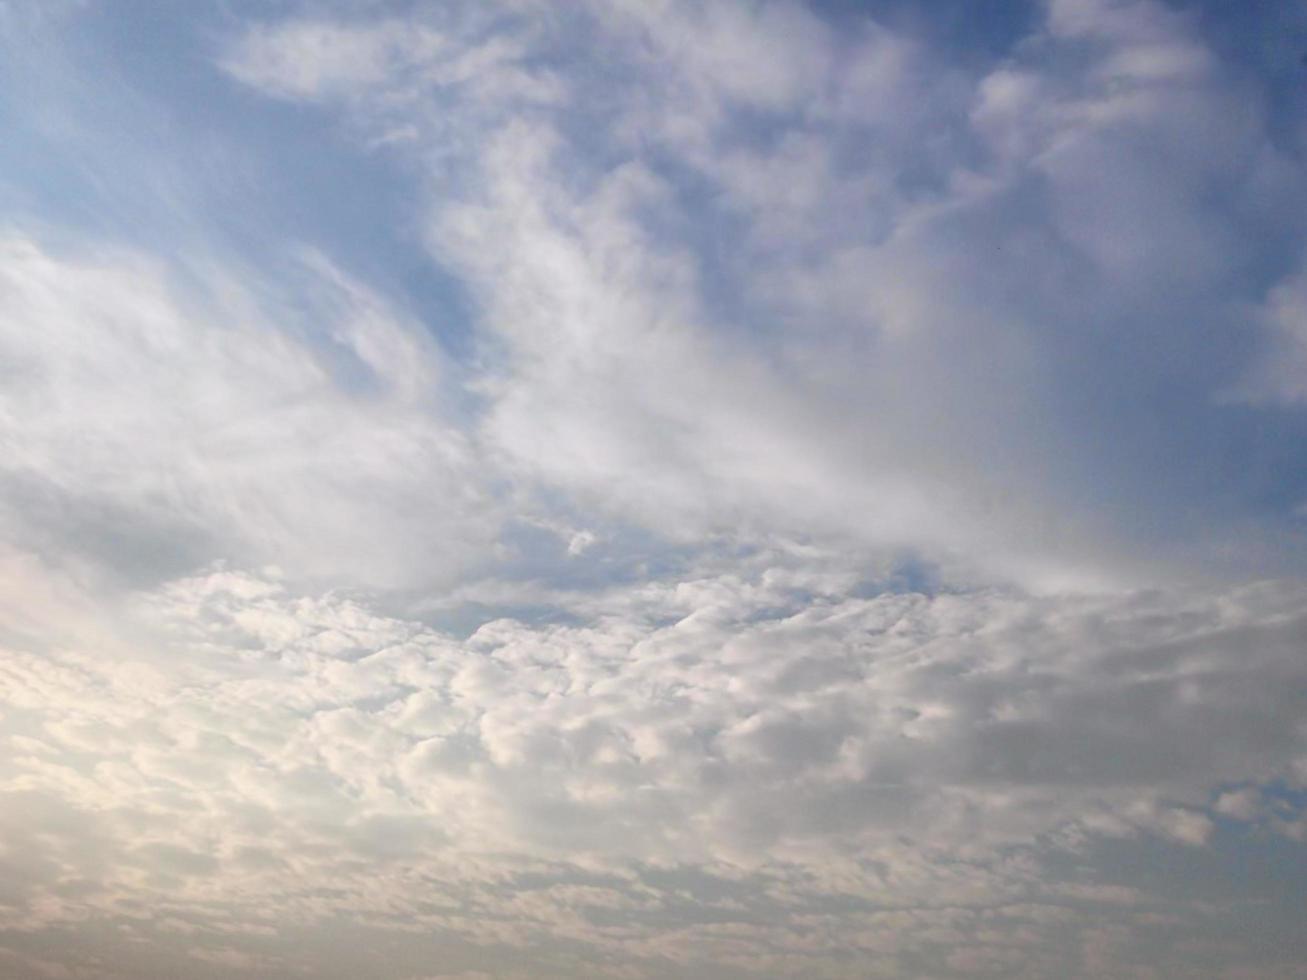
[
  {"left": 220, "top": 0, "right": 1307, "bottom": 593},
  {"left": 1214, "top": 787, "right": 1262, "bottom": 822},
  {"left": 222, "top": 20, "right": 445, "bottom": 99},
  {"left": 1, "top": 562, "right": 1304, "bottom": 974},
  {"left": 0, "top": 233, "right": 497, "bottom": 591},
  {"left": 1, "top": 0, "right": 1306, "bottom": 976}
]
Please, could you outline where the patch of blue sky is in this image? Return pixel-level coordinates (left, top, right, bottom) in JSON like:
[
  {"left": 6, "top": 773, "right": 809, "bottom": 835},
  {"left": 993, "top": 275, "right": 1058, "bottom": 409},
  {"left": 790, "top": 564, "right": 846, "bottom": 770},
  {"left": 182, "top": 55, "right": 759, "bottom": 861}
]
[
  {"left": 0, "top": 2, "right": 478, "bottom": 361},
  {"left": 813, "top": 0, "right": 1040, "bottom": 61}
]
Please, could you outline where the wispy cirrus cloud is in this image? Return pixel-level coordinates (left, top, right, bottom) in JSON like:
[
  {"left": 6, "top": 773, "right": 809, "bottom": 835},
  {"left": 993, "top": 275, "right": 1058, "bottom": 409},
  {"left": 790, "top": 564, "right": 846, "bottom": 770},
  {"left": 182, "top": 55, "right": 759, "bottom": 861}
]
[
  {"left": 221, "top": 0, "right": 1307, "bottom": 591},
  {"left": 0, "top": 233, "right": 493, "bottom": 593}
]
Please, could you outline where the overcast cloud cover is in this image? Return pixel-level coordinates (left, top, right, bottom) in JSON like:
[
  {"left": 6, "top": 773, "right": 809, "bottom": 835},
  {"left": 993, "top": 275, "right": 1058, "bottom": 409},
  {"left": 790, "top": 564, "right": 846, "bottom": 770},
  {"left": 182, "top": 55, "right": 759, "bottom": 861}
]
[{"left": 1, "top": 0, "right": 1306, "bottom": 977}]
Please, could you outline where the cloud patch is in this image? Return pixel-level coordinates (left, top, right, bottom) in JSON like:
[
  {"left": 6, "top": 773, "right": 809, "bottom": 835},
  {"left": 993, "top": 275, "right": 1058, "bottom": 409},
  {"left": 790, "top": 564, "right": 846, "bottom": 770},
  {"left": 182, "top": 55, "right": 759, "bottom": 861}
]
[{"left": 1, "top": 563, "right": 1305, "bottom": 975}]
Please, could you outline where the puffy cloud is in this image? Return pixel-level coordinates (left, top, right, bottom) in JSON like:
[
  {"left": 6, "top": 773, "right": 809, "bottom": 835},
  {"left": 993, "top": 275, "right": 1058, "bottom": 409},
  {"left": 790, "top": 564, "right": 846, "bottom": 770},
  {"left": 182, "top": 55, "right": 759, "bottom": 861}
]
[
  {"left": 1, "top": 562, "right": 1305, "bottom": 975},
  {"left": 1, "top": 0, "right": 1306, "bottom": 976},
  {"left": 1214, "top": 787, "right": 1262, "bottom": 822}
]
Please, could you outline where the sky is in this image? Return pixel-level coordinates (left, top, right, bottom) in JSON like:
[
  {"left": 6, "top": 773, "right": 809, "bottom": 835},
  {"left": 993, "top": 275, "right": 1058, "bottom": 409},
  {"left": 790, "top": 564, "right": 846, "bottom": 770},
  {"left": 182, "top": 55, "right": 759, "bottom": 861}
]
[{"left": 0, "top": 0, "right": 1305, "bottom": 977}]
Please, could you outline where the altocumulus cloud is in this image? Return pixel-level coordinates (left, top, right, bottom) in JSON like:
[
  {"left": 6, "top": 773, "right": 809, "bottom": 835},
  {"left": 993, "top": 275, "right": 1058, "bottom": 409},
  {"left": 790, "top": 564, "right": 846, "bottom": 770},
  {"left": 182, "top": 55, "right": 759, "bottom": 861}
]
[{"left": 1, "top": 0, "right": 1306, "bottom": 978}]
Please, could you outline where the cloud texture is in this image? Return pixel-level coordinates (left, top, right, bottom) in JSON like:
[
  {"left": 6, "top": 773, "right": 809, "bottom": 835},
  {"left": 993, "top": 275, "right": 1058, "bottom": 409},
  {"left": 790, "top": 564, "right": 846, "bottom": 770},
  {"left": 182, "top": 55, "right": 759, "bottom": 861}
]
[
  {"left": 0, "top": 0, "right": 1306, "bottom": 976},
  {"left": 3, "top": 564, "right": 1306, "bottom": 978}
]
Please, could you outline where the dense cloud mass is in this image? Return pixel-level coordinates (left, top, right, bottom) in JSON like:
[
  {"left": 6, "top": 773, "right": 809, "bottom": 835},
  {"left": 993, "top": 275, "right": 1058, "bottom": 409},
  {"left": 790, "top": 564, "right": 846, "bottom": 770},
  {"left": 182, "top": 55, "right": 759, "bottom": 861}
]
[
  {"left": 1, "top": 0, "right": 1306, "bottom": 977},
  {"left": 3, "top": 565, "right": 1306, "bottom": 978}
]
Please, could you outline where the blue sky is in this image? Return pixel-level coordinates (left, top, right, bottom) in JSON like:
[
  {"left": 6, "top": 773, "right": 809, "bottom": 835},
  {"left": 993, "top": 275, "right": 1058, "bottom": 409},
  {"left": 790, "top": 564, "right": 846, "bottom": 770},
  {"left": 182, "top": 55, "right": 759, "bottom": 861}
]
[{"left": 0, "top": 1, "right": 1306, "bottom": 977}]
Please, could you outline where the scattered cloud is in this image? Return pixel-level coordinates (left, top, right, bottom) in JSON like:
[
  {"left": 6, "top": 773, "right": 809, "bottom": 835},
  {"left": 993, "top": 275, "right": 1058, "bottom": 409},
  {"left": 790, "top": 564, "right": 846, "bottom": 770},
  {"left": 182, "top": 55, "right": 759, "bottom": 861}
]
[
  {"left": 1, "top": 0, "right": 1305, "bottom": 976},
  {"left": 1, "top": 562, "right": 1305, "bottom": 975}
]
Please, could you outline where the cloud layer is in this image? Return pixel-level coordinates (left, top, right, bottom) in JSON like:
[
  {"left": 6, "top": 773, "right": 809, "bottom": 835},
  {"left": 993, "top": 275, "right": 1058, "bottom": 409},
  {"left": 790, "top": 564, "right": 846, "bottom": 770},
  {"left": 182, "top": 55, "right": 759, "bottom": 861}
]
[
  {"left": 2, "top": 563, "right": 1306, "bottom": 977},
  {"left": 1, "top": 0, "right": 1306, "bottom": 977}
]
